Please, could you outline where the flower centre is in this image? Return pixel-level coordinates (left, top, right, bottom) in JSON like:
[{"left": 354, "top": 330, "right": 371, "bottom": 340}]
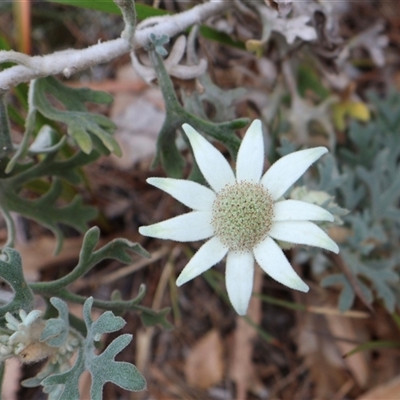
[{"left": 211, "top": 182, "right": 274, "bottom": 252}]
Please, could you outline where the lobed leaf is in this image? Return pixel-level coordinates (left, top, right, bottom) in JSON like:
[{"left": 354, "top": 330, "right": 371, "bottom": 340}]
[
  {"left": 148, "top": 48, "right": 247, "bottom": 178},
  {"left": 3, "top": 179, "right": 97, "bottom": 254},
  {"left": 32, "top": 77, "right": 121, "bottom": 156},
  {"left": 40, "top": 298, "right": 70, "bottom": 347},
  {"left": 0, "top": 248, "right": 34, "bottom": 316},
  {"left": 42, "top": 297, "right": 146, "bottom": 398}
]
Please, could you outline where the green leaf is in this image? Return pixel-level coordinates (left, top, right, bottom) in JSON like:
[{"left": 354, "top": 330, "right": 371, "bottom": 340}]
[
  {"left": 339, "top": 121, "right": 379, "bottom": 168},
  {"left": 29, "top": 226, "right": 149, "bottom": 293},
  {"left": 46, "top": 0, "right": 121, "bottom": 14},
  {"left": 148, "top": 48, "right": 247, "bottom": 178},
  {"left": 0, "top": 33, "right": 11, "bottom": 51},
  {"left": 345, "top": 340, "right": 400, "bottom": 358},
  {"left": 182, "top": 74, "right": 246, "bottom": 123},
  {"left": 3, "top": 179, "right": 97, "bottom": 254},
  {"left": 356, "top": 154, "right": 400, "bottom": 222},
  {"left": 0, "top": 147, "right": 100, "bottom": 250},
  {"left": 0, "top": 248, "right": 35, "bottom": 316},
  {"left": 149, "top": 33, "right": 170, "bottom": 56},
  {"left": 35, "top": 149, "right": 101, "bottom": 185},
  {"left": 315, "top": 91, "right": 400, "bottom": 314},
  {"left": 42, "top": 297, "right": 146, "bottom": 398},
  {"left": 321, "top": 248, "right": 398, "bottom": 312},
  {"left": 368, "top": 90, "right": 400, "bottom": 129},
  {"left": 45, "top": 1, "right": 244, "bottom": 50},
  {"left": 41, "top": 347, "right": 84, "bottom": 399},
  {"left": 91, "top": 311, "right": 125, "bottom": 340},
  {"left": 392, "top": 312, "right": 400, "bottom": 332},
  {"left": 199, "top": 26, "right": 246, "bottom": 50},
  {"left": 140, "top": 307, "right": 172, "bottom": 330},
  {"left": 45, "top": 0, "right": 169, "bottom": 19},
  {"left": 32, "top": 77, "right": 121, "bottom": 156},
  {"left": 0, "top": 92, "right": 13, "bottom": 158},
  {"left": 86, "top": 228, "right": 150, "bottom": 265},
  {"left": 89, "top": 334, "right": 146, "bottom": 398},
  {"left": 41, "top": 298, "right": 70, "bottom": 347},
  {"left": 321, "top": 274, "right": 357, "bottom": 312},
  {"left": 297, "top": 64, "right": 330, "bottom": 100}
]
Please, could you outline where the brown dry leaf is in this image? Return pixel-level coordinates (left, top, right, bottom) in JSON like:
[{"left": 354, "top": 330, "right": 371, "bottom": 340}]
[
  {"left": 110, "top": 64, "right": 165, "bottom": 170},
  {"left": 296, "top": 290, "right": 369, "bottom": 398},
  {"left": 395, "top": 71, "right": 400, "bottom": 91},
  {"left": 229, "top": 266, "right": 267, "bottom": 400},
  {"left": 135, "top": 327, "right": 153, "bottom": 379},
  {"left": 1, "top": 358, "right": 21, "bottom": 400},
  {"left": 356, "top": 374, "right": 400, "bottom": 400},
  {"left": 297, "top": 308, "right": 348, "bottom": 398},
  {"left": 365, "top": 307, "right": 400, "bottom": 385},
  {"left": 328, "top": 226, "right": 353, "bottom": 244},
  {"left": 325, "top": 312, "right": 369, "bottom": 388},
  {"left": 67, "top": 79, "right": 147, "bottom": 93},
  {"left": 150, "top": 365, "right": 203, "bottom": 399},
  {"left": 184, "top": 329, "right": 224, "bottom": 390},
  {"left": 78, "top": 370, "right": 92, "bottom": 400},
  {"left": 15, "top": 235, "right": 86, "bottom": 281}
]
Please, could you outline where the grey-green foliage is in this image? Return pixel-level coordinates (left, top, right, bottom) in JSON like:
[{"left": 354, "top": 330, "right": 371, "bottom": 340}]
[
  {"left": 0, "top": 91, "right": 13, "bottom": 158},
  {"left": 149, "top": 33, "right": 170, "bottom": 56},
  {"left": 146, "top": 43, "right": 249, "bottom": 179},
  {"left": 32, "top": 77, "right": 121, "bottom": 156},
  {"left": 316, "top": 91, "right": 400, "bottom": 312},
  {"left": 0, "top": 76, "right": 122, "bottom": 252},
  {"left": 41, "top": 298, "right": 70, "bottom": 347},
  {"left": 29, "top": 226, "right": 171, "bottom": 330},
  {"left": 0, "top": 226, "right": 171, "bottom": 398},
  {"left": 0, "top": 69, "right": 173, "bottom": 398},
  {"left": 182, "top": 74, "right": 246, "bottom": 123},
  {"left": 0, "top": 248, "right": 34, "bottom": 316},
  {"left": 37, "top": 297, "right": 146, "bottom": 400}
]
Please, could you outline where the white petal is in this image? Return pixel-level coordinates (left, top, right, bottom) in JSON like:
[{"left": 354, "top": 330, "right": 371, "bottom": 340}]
[
  {"left": 236, "top": 120, "right": 264, "bottom": 183},
  {"left": 176, "top": 236, "right": 228, "bottom": 286},
  {"left": 261, "top": 147, "right": 328, "bottom": 200},
  {"left": 268, "top": 221, "right": 339, "bottom": 253},
  {"left": 139, "top": 211, "right": 213, "bottom": 242},
  {"left": 182, "top": 124, "right": 235, "bottom": 192},
  {"left": 273, "top": 199, "right": 334, "bottom": 222},
  {"left": 225, "top": 251, "right": 254, "bottom": 315},
  {"left": 147, "top": 177, "right": 216, "bottom": 211},
  {"left": 253, "top": 236, "right": 309, "bottom": 292}
]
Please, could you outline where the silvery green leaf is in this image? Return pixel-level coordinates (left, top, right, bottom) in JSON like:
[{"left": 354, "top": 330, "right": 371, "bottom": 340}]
[
  {"left": 40, "top": 298, "right": 69, "bottom": 347},
  {"left": 4, "top": 179, "right": 97, "bottom": 254},
  {"left": 276, "top": 138, "right": 297, "bottom": 157},
  {"left": 42, "top": 297, "right": 146, "bottom": 399},
  {"left": 182, "top": 74, "right": 246, "bottom": 123},
  {"left": 316, "top": 154, "right": 348, "bottom": 194},
  {"left": 32, "top": 77, "right": 120, "bottom": 156},
  {"left": 0, "top": 248, "right": 34, "bottom": 316}
]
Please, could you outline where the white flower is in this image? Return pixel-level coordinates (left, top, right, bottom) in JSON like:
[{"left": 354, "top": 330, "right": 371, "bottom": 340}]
[
  {"left": 139, "top": 120, "right": 339, "bottom": 315},
  {"left": 1, "top": 309, "right": 49, "bottom": 363}
]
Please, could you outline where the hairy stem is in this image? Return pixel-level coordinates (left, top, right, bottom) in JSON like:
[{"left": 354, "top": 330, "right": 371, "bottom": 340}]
[{"left": 0, "top": 1, "right": 231, "bottom": 91}]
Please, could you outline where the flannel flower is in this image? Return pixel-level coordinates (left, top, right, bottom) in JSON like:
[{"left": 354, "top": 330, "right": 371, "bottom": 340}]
[{"left": 139, "top": 120, "right": 339, "bottom": 315}]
